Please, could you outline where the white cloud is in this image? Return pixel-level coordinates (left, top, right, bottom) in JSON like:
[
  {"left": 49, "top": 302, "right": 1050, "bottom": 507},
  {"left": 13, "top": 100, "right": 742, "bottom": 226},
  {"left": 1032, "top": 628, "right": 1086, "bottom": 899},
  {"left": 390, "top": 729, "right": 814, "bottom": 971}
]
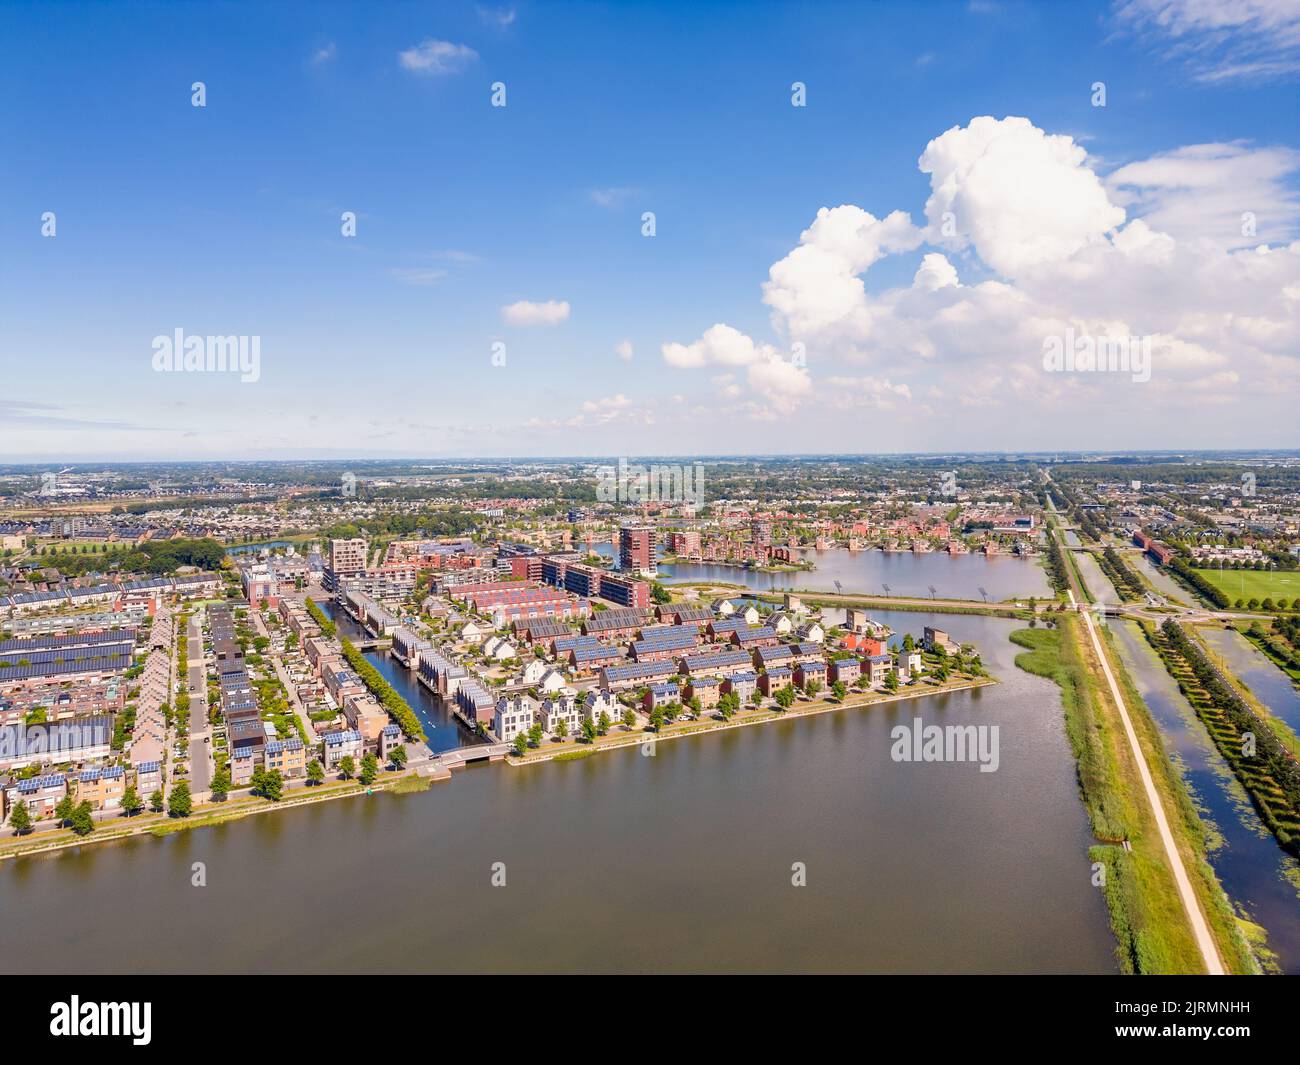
[
  {"left": 660, "top": 113, "right": 1300, "bottom": 434},
  {"left": 502, "top": 299, "right": 571, "bottom": 326},
  {"left": 1107, "top": 141, "right": 1300, "bottom": 245},
  {"left": 1114, "top": 0, "right": 1300, "bottom": 82},
  {"left": 615, "top": 339, "right": 634, "bottom": 361},
  {"left": 312, "top": 43, "right": 337, "bottom": 65},
  {"left": 762, "top": 206, "right": 922, "bottom": 337},
  {"left": 398, "top": 39, "right": 478, "bottom": 76},
  {"left": 920, "top": 115, "right": 1125, "bottom": 277}
]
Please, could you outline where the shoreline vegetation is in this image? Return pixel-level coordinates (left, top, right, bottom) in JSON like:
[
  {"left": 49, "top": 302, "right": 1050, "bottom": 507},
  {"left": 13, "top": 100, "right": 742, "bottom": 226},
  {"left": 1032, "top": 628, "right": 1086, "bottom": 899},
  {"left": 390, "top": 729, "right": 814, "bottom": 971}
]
[{"left": 1010, "top": 619, "right": 1255, "bottom": 975}]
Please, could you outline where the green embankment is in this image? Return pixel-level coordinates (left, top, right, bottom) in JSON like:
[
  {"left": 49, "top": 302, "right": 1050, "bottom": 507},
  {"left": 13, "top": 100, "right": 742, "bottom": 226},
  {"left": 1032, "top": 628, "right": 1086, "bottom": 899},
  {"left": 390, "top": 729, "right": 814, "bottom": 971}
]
[{"left": 1010, "top": 620, "right": 1252, "bottom": 975}]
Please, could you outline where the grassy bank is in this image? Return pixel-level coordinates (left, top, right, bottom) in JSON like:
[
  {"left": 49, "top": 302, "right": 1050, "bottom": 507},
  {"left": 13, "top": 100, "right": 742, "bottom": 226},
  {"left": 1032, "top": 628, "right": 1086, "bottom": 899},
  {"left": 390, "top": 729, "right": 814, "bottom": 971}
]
[{"left": 1010, "top": 620, "right": 1252, "bottom": 974}]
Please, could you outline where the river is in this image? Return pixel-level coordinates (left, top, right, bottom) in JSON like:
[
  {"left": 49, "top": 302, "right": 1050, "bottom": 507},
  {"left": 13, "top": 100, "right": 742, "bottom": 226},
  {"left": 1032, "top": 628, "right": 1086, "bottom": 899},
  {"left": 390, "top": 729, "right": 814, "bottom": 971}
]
[{"left": 0, "top": 609, "right": 1116, "bottom": 973}]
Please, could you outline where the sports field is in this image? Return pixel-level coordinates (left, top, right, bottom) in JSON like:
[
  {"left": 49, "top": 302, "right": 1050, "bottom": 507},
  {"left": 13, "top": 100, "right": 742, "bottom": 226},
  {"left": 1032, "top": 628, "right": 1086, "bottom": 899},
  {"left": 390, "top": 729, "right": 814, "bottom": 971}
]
[{"left": 1198, "top": 567, "right": 1300, "bottom": 605}]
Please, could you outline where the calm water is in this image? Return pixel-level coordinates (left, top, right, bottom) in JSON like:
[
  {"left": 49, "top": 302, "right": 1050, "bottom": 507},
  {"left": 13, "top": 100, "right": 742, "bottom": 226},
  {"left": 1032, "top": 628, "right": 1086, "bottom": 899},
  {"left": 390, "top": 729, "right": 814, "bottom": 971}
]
[
  {"left": 661, "top": 549, "right": 1051, "bottom": 601},
  {"left": 0, "top": 610, "right": 1114, "bottom": 973},
  {"left": 1199, "top": 627, "right": 1300, "bottom": 736},
  {"left": 1111, "top": 621, "right": 1300, "bottom": 972},
  {"left": 327, "top": 604, "right": 479, "bottom": 754}
]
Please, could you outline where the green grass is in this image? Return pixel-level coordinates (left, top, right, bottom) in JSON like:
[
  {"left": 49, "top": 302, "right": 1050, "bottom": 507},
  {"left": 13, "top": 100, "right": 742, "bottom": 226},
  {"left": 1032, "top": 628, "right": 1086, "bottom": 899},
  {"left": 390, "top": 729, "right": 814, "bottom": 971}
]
[
  {"left": 1010, "top": 620, "right": 1251, "bottom": 974},
  {"left": 1196, "top": 568, "right": 1300, "bottom": 606}
]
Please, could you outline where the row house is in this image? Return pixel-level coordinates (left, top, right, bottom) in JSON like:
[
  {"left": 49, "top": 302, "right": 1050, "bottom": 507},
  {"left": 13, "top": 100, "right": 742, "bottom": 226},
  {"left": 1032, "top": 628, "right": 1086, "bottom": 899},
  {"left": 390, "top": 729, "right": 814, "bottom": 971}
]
[
  {"left": 678, "top": 648, "right": 753, "bottom": 678},
  {"left": 732, "top": 626, "right": 781, "bottom": 651},
  {"left": 722, "top": 671, "right": 758, "bottom": 703},
  {"left": 538, "top": 694, "right": 583, "bottom": 736},
  {"left": 683, "top": 676, "right": 721, "bottom": 710},
  {"left": 581, "top": 689, "right": 619, "bottom": 725},
  {"left": 76, "top": 765, "right": 126, "bottom": 811},
  {"left": 264, "top": 737, "right": 308, "bottom": 779},
  {"left": 3, "top": 773, "right": 67, "bottom": 820},
  {"left": 759, "top": 666, "right": 794, "bottom": 696},
  {"left": 643, "top": 682, "right": 682, "bottom": 712},
  {"left": 495, "top": 695, "right": 538, "bottom": 743},
  {"left": 793, "top": 661, "right": 828, "bottom": 689},
  {"left": 828, "top": 656, "right": 861, "bottom": 685},
  {"left": 322, "top": 729, "right": 364, "bottom": 770}
]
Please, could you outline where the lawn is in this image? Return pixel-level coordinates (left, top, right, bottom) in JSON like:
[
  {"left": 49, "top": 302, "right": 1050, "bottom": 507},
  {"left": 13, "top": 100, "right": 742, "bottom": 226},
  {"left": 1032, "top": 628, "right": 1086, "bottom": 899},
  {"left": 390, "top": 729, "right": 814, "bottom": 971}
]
[{"left": 1196, "top": 568, "right": 1300, "bottom": 606}]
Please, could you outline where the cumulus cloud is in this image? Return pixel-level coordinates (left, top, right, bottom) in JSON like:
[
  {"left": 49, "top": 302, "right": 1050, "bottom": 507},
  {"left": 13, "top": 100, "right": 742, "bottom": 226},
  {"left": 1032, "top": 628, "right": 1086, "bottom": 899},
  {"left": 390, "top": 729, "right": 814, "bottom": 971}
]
[
  {"left": 662, "top": 323, "right": 811, "bottom": 414},
  {"left": 615, "top": 339, "right": 634, "bottom": 361},
  {"left": 398, "top": 39, "right": 478, "bottom": 75},
  {"left": 659, "top": 113, "right": 1300, "bottom": 431},
  {"left": 920, "top": 115, "right": 1125, "bottom": 277},
  {"left": 762, "top": 206, "right": 922, "bottom": 337},
  {"left": 502, "top": 299, "right": 571, "bottom": 326}
]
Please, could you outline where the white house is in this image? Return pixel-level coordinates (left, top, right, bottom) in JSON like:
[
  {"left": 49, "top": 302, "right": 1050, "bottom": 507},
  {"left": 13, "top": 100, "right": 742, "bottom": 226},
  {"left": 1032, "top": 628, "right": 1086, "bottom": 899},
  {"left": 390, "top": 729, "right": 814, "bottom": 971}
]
[
  {"left": 537, "top": 667, "right": 568, "bottom": 694},
  {"left": 518, "top": 658, "right": 549, "bottom": 686},
  {"left": 766, "top": 612, "right": 794, "bottom": 635},
  {"left": 538, "top": 694, "right": 583, "bottom": 736},
  {"left": 797, "top": 621, "right": 825, "bottom": 644}
]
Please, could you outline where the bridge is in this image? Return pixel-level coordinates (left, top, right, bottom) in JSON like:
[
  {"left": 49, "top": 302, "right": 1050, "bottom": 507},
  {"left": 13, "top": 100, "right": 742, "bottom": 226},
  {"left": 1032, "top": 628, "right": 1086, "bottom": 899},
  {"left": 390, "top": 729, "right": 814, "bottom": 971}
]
[
  {"left": 431, "top": 743, "right": 510, "bottom": 768},
  {"left": 352, "top": 636, "right": 391, "bottom": 651}
]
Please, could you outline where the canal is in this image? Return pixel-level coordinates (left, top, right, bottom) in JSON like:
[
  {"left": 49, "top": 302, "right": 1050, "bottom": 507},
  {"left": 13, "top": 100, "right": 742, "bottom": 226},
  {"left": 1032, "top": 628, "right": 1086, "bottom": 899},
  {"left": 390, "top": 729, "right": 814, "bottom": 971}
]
[
  {"left": 1110, "top": 620, "right": 1300, "bottom": 972},
  {"left": 0, "top": 610, "right": 1115, "bottom": 973}
]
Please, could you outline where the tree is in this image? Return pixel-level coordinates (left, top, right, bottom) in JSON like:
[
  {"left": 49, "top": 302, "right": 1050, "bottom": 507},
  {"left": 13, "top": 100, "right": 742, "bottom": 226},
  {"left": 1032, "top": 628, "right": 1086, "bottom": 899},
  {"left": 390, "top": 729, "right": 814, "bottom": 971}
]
[
  {"left": 581, "top": 720, "right": 597, "bottom": 744},
  {"left": 804, "top": 680, "right": 821, "bottom": 699},
  {"left": 168, "top": 781, "right": 192, "bottom": 817},
  {"left": 555, "top": 718, "right": 569, "bottom": 740},
  {"left": 831, "top": 680, "right": 847, "bottom": 702},
  {"left": 621, "top": 708, "right": 636, "bottom": 730},
  {"left": 121, "top": 785, "right": 144, "bottom": 816},
  {"left": 70, "top": 801, "right": 95, "bottom": 836},
  {"left": 261, "top": 769, "right": 285, "bottom": 801},
  {"left": 902, "top": 633, "right": 915, "bottom": 652},
  {"left": 528, "top": 723, "right": 544, "bottom": 748},
  {"left": 307, "top": 760, "right": 324, "bottom": 786},
  {"left": 210, "top": 767, "right": 230, "bottom": 802},
  {"left": 389, "top": 745, "right": 408, "bottom": 769},
  {"left": 597, "top": 711, "right": 612, "bottom": 735},
  {"left": 8, "top": 799, "right": 32, "bottom": 836},
  {"left": 884, "top": 671, "right": 899, "bottom": 692},
  {"left": 54, "top": 795, "right": 75, "bottom": 829},
  {"left": 649, "top": 707, "right": 665, "bottom": 732},
  {"left": 339, "top": 755, "right": 356, "bottom": 780},
  {"left": 148, "top": 789, "right": 165, "bottom": 813},
  {"left": 775, "top": 686, "right": 795, "bottom": 710},
  {"left": 512, "top": 732, "right": 529, "bottom": 757},
  {"left": 359, "top": 753, "right": 379, "bottom": 786}
]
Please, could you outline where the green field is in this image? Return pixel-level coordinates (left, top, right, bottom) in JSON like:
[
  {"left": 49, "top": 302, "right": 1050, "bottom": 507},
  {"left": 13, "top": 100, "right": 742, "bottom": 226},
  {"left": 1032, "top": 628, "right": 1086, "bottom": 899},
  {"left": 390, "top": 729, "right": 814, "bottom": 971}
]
[{"left": 1197, "top": 568, "right": 1300, "bottom": 606}]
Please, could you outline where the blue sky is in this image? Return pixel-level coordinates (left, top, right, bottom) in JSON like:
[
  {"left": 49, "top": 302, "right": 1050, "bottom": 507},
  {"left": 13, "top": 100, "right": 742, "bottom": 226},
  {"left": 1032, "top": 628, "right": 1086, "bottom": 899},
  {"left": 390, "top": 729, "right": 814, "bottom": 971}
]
[{"left": 1, "top": 0, "right": 1298, "bottom": 460}]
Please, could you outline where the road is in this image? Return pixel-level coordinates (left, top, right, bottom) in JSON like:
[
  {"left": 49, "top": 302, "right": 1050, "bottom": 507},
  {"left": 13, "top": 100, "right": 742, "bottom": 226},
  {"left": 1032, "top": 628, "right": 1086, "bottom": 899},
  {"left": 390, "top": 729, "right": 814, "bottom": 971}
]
[{"left": 186, "top": 610, "right": 211, "bottom": 797}]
